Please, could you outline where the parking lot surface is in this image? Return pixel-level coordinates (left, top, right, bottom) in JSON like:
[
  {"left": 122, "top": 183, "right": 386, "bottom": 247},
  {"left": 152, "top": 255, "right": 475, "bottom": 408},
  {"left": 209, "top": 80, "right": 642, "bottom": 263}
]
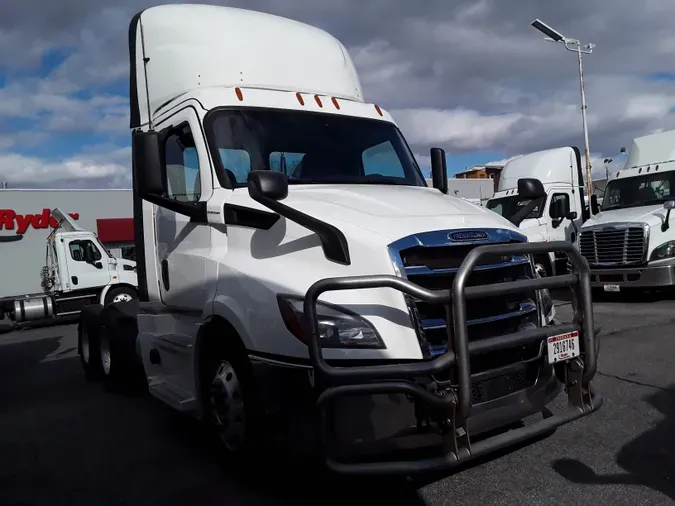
[{"left": 1, "top": 292, "right": 674, "bottom": 505}]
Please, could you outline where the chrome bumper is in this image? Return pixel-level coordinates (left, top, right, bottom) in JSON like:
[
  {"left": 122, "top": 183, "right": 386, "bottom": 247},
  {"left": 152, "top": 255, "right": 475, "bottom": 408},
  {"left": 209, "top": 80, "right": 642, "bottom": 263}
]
[{"left": 589, "top": 259, "right": 675, "bottom": 288}]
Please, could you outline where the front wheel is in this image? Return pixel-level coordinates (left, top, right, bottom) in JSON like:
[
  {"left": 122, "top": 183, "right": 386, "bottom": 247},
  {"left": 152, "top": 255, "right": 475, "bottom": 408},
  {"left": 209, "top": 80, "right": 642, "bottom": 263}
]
[
  {"left": 203, "top": 350, "right": 263, "bottom": 467},
  {"left": 105, "top": 286, "right": 138, "bottom": 306}
]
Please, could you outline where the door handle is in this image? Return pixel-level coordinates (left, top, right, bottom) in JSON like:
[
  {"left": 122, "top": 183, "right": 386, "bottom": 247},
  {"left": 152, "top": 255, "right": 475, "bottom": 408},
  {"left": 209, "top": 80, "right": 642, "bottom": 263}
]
[
  {"left": 161, "top": 259, "right": 170, "bottom": 291},
  {"left": 72, "top": 276, "right": 79, "bottom": 285}
]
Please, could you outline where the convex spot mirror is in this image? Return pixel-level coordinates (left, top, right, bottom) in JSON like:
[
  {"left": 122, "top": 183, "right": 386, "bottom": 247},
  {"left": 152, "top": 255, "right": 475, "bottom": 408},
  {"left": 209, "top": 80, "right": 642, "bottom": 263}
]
[{"left": 248, "top": 170, "right": 289, "bottom": 201}]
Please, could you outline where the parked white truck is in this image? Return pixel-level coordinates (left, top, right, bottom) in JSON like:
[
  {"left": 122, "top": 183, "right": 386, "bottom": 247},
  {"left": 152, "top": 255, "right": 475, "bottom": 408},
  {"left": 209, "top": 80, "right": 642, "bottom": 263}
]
[
  {"left": 487, "top": 147, "right": 588, "bottom": 278},
  {"left": 578, "top": 129, "right": 675, "bottom": 292},
  {"left": 77, "top": 4, "right": 601, "bottom": 475},
  {"left": 0, "top": 208, "right": 138, "bottom": 326}
]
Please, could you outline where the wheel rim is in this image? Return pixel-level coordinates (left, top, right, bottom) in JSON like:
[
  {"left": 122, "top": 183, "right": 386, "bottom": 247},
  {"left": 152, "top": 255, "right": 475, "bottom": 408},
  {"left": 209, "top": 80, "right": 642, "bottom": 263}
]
[
  {"left": 209, "top": 361, "right": 246, "bottom": 452},
  {"left": 100, "top": 329, "right": 111, "bottom": 375},
  {"left": 112, "top": 292, "right": 132, "bottom": 303},
  {"left": 81, "top": 327, "right": 90, "bottom": 364}
]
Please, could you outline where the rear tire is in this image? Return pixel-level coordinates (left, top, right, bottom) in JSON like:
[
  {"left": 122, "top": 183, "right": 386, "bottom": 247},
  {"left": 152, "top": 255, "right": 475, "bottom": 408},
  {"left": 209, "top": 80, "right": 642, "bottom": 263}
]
[
  {"left": 98, "top": 303, "right": 145, "bottom": 393},
  {"left": 78, "top": 305, "right": 104, "bottom": 381}
]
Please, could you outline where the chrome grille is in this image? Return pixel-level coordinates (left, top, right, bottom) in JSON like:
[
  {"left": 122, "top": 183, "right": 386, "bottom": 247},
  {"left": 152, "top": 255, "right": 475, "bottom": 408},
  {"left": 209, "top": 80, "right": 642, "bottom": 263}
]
[
  {"left": 388, "top": 229, "right": 542, "bottom": 386},
  {"left": 579, "top": 225, "right": 648, "bottom": 266}
]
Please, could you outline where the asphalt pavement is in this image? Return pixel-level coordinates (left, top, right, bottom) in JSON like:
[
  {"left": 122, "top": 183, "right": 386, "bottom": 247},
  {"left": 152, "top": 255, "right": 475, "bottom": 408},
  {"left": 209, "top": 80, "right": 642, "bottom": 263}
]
[{"left": 1, "top": 292, "right": 674, "bottom": 505}]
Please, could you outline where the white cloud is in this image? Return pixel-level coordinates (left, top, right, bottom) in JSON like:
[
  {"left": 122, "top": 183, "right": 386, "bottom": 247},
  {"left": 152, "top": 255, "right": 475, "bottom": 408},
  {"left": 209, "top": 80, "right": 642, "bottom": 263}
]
[
  {"left": 394, "top": 108, "right": 524, "bottom": 149},
  {"left": 0, "top": 146, "right": 131, "bottom": 188},
  {"left": 1, "top": 0, "right": 675, "bottom": 188}
]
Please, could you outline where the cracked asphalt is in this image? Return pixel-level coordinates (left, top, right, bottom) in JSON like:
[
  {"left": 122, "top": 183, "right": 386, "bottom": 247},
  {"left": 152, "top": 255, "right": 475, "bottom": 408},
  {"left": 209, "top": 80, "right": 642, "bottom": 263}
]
[{"left": 1, "top": 290, "right": 674, "bottom": 505}]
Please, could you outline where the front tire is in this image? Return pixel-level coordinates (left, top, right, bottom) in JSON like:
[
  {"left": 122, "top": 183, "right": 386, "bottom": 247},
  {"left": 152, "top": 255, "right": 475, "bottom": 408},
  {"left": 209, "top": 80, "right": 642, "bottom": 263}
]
[
  {"left": 105, "top": 286, "right": 138, "bottom": 306},
  {"left": 203, "top": 347, "right": 262, "bottom": 466}
]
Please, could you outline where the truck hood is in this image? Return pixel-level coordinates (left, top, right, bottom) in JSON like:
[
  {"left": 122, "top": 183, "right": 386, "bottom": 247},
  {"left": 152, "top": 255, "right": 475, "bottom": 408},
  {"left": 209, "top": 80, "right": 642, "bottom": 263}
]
[
  {"left": 116, "top": 258, "right": 137, "bottom": 268},
  {"left": 275, "top": 184, "right": 523, "bottom": 242},
  {"left": 582, "top": 205, "right": 666, "bottom": 230},
  {"left": 518, "top": 218, "right": 548, "bottom": 243}
]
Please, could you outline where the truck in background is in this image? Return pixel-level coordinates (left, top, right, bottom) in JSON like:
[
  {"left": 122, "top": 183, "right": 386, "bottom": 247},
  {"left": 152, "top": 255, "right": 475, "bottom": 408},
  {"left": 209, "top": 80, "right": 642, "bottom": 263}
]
[
  {"left": 77, "top": 4, "right": 601, "bottom": 476},
  {"left": 486, "top": 147, "right": 588, "bottom": 278},
  {"left": 0, "top": 208, "right": 138, "bottom": 327},
  {"left": 578, "top": 129, "right": 675, "bottom": 293}
]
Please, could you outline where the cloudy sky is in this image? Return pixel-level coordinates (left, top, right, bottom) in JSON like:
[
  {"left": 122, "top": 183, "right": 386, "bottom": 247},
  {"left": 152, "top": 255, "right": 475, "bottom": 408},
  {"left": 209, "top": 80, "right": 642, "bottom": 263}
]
[{"left": 1, "top": 0, "right": 674, "bottom": 189}]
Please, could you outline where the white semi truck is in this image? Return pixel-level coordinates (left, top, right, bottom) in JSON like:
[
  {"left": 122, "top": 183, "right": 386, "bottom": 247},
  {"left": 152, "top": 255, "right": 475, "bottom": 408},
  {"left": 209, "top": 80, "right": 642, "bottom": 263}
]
[
  {"left": 0, "top": 208, "right": 138, "bottom": 326},
  {"left": 579, "top": 129, "right": 675, "bottom": 293},
  {"left": 78, "top": 4, "right": 601, "bottom": 475},
  {"left": 487, "top": 147, "right": 588, "bottom": 278}
]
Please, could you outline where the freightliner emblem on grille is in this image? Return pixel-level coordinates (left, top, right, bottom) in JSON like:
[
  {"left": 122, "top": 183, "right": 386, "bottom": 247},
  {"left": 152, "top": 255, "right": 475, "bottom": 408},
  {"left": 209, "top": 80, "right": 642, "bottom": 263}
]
[{"left": 448, "top": 230, "right": 489, "bottom": 241}]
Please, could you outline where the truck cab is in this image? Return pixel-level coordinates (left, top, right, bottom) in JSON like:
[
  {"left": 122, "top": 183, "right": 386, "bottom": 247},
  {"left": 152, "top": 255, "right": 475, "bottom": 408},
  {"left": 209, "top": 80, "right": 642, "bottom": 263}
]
[
  {"left": 579, "top": 129, "right": 675, "bottom": 293},
  {"left": 77, "top": 4, "right": 601, "bottom": 476},
  {"left": 486, "top": 147, "right": 587, "bottom": 277}
]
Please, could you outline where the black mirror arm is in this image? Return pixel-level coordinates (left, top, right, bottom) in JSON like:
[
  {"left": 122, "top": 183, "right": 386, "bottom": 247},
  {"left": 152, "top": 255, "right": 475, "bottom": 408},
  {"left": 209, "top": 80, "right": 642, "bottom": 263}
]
[
  {"left": 509, "top": 199, "right": 541, "bottom": 227},
  {"left": 249, "top": 192, "right": 351, "bottom": 265},
  {"left": 662, "top": 209, "right": 671, "bottom": 232}
]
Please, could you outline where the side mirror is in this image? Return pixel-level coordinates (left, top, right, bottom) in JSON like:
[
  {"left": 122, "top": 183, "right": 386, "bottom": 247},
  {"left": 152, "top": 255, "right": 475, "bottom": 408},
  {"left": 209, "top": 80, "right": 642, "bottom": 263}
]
[
  {"left": 248, "top": 170, "right": 288, "bottom": 201},
  {"left": 82, "top": 243, "right": 96, "bottom": 264},
  {"left": 590, "top": 194, "right": 600, "bottom": 215},
  {"left": 132, "top": 130, "right": 165, "bottom": 197},
  {"left": 550, "top": 198, "right": 570, "bottom": 219},
  {"left": 430, "top": 147, "right": 448, "bottom": 194},
  {"left": 517, "top": 178, "right": 546, "bottom": 199}
]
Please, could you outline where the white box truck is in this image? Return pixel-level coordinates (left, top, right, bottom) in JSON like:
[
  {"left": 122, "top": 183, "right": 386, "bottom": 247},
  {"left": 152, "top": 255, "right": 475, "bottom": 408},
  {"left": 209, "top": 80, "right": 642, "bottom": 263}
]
[
  {"left": 578, "top": 129, "right": 675, "bottom": 292},
  {"left": 486, "top": 147, "right": 588, "bottom": 278},
  {"left": 0, "top": 208, "right": 138, "bottom": 326},
  {"left": 77, "top": 4, "right": 601, "bottom": 475}
]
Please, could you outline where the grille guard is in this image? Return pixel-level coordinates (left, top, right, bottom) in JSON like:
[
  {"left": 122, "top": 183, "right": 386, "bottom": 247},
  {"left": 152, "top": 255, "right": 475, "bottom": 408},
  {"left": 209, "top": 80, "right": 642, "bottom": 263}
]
[{"left": 303, "top": 240, "right": 602, "bottom": 475}]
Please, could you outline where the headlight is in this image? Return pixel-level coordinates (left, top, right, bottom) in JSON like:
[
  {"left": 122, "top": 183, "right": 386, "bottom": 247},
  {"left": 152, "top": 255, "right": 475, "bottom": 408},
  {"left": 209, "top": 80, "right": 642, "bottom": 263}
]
[
  {"left": 277, "top": 295, "right": 386, "bottom": 349},
  {"left": 650, "top": 241, "right": 675, "bottom": 261}
]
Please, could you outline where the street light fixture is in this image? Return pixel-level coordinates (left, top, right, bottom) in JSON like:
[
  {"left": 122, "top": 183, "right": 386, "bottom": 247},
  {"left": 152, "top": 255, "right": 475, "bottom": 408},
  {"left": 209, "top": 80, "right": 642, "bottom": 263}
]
[{"left": 531, "top": 18, "right": 596, "bottom": 211}]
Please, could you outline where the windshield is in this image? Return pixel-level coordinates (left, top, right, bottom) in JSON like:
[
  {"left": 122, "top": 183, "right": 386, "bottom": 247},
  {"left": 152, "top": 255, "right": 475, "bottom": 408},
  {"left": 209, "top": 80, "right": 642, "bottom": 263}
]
[
  {"left": 205, "top": 108, "right": 427, "bottom": 187},
  {"left": 602, "top": 171, "right": 675, "bottom": 211},
  {"left": 486, "top": 195, "right": 543, "bottom": 221}
]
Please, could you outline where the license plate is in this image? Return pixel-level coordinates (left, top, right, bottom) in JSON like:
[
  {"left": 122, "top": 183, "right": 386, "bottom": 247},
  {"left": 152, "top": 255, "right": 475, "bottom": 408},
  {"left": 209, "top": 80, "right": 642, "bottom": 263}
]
[
  {"left": 603, "top": 284, "right": 620, "bottom": 292},
  {"left": 547, "top": 330, "right": 580, "bottom": 364}
]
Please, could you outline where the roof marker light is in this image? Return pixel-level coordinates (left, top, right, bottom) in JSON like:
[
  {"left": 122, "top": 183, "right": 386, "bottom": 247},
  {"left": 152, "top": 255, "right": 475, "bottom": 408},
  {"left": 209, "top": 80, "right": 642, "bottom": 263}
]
[
  {"left": 235, "top": 87, "right": 243, "bottom": 101},
  {"left": 314, "top": 95, "right": 323, "bottom": 107},
  {"left": 656, "top": 164, "right": 660, "bottom": 171},
  {"left": 647, "top": 166, "right": 651, "bottom": 172},
  {"left": 296, "top": 92, "right": 305, "bottom": 106},
  {"left": 639, "top": 168, "right": 643, "bottom": 173},
  {"left": 331, "top": 97, "right": 340, "bottom": 109},
  {"left": 375, "top": 104, "right": 383, "bottom": 116},
  {"left": 616, "top": 172, "right": 620, "bottom": 177}
]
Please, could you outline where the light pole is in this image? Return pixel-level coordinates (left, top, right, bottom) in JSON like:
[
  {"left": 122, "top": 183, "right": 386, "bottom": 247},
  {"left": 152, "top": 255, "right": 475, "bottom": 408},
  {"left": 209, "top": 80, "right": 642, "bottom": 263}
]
[{"left": 531, "top": 18, "right": 595, "bottom": 209}]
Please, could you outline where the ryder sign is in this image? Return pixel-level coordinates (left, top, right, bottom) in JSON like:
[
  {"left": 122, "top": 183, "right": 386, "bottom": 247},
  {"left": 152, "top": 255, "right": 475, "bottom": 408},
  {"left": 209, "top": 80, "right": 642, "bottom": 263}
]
[{"left": 0, "top": 209, "right": 80, "bottom": 235}]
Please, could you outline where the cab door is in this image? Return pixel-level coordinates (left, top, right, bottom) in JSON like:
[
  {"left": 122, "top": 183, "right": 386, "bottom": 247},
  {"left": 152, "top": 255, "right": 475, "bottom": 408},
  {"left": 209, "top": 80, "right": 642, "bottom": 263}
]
[
  {"left": 63, "top": 237, "right": 112, "bottom": 291},
  {"left": 144, "top": 106, "right": 213, "bottom": 399},
  {"left": 153, "top": 107, "right": 212, "bottom": 311}
]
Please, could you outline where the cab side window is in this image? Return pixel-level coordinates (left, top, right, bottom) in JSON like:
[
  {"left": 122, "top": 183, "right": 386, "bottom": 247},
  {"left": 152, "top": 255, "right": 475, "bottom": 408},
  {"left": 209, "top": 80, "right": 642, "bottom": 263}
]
[
  {"left": 549, "top": 193, "right": 570, "bottom": 218},
  {"left": 164, "top": 123, "right": 202, "bottom": 202},
  {"left": 69, "top": 240, "right": 102, "bottom": 262}
]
